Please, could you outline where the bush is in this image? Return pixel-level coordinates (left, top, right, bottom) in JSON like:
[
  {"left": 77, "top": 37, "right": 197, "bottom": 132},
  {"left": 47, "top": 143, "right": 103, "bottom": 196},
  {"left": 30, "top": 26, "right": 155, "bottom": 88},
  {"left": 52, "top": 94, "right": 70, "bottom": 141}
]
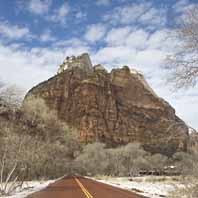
[
  {"left": 75, "top": 142, "right": 151, "bottom": 177},
  {"left": 172, "top": 152, "right": 198, "bottom": 176},
  {"left": 169, "top": 152, "right": 198, "bottom": 198},
  {"left": 103, "top": 143, "right": 150, "bottom": 176},
  {"left": 170, "top": 183, "right": 198, "bottom": 198},
  {"left": 75, "top": 143, "right": 108, "bottom": 176},
  {"left": 147, "top": 153, "right": 168, "bottom": 173}
]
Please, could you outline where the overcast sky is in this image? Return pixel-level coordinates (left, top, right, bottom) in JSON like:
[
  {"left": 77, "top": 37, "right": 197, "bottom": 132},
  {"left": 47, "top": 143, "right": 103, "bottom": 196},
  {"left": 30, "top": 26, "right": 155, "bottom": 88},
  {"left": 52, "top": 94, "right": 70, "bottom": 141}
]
[{"left": 0, "top": 0, "right": 197, "bottom": 129}]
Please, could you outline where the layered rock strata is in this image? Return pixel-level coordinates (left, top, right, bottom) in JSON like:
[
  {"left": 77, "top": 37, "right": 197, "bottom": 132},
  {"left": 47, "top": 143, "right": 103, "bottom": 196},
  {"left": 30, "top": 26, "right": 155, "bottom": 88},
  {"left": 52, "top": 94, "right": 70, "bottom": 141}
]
[{"left": 25, "top": 54, "right": 189, "bottom": 156}]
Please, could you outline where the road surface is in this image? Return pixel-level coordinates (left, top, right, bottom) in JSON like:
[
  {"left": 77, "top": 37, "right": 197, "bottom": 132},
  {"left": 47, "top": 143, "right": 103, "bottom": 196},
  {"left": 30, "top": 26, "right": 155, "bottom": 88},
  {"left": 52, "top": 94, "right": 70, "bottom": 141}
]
[{"left": 27, "top": 177, "right": 147, "bottom": 198}]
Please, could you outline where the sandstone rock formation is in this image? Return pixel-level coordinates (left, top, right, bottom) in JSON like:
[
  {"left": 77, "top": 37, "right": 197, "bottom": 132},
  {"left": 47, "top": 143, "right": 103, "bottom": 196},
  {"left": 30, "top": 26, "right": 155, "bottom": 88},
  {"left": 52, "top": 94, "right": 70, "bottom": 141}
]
[
  {"left": 25, "top": 53, "right": 189, "bottom": 156},
  {"left": 93, "top": 64, "right": 107, "bottom": 72},
  {"left": 58, "top": 53, "right": 93, "bottom": 74}
]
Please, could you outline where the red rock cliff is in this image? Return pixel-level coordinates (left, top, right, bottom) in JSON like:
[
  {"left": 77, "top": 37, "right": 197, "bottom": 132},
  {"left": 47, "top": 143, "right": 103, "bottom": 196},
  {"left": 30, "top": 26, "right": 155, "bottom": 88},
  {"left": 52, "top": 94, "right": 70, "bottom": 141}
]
[{"left": 25, "top": 56, "right": 189, "bottom": 156}]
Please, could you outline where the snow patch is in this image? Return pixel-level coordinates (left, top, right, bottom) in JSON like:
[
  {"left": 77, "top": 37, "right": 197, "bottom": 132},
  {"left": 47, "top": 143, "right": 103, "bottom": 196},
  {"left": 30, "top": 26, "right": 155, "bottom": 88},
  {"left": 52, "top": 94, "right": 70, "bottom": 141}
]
[
  {"left": 1, "top": 180, "right": 55, "bottom": 198},
  {"left": 91, "top": 176, "right": 183, "bottom": 198}
]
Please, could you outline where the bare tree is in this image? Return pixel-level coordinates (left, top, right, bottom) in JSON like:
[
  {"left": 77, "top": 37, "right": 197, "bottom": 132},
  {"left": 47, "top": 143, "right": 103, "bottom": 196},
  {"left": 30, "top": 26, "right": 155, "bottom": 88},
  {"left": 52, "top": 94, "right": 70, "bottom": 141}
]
[
  {"left": 0, "top": 129, "right": 29, "bottom": 196},
  {"left": 170, "top": 151, "right": 198, "bottom": 198},
  {"left": 0, "top": 85, "right": 24, "bottom": 109},
  {"left": 75, "top": 143, "right": 108, "bottom": 176},
  {"left": 165, "top": 6, "right": 198, "bottom": 88}
]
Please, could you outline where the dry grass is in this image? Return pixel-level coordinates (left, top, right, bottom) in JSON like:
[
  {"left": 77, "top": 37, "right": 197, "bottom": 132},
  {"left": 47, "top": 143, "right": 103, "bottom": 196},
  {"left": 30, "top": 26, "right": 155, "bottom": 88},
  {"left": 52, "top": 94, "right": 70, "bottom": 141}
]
[{"left": 169, "top": 185, "right": 198, "bottom": 198}]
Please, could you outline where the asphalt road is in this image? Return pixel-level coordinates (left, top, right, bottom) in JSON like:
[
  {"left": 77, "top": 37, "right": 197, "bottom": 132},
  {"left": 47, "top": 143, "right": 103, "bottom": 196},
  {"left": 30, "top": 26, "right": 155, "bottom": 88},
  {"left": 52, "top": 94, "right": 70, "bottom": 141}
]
[{"left": 27, "top": 177, "right": 147, "bottom": 198}]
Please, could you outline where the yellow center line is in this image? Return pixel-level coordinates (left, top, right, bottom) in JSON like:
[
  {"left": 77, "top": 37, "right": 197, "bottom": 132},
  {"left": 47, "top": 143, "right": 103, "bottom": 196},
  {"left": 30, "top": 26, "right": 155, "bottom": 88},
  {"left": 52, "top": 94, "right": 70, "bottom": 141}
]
[{"left": 74, "top": 177, "right": 93, "bottom": 198}]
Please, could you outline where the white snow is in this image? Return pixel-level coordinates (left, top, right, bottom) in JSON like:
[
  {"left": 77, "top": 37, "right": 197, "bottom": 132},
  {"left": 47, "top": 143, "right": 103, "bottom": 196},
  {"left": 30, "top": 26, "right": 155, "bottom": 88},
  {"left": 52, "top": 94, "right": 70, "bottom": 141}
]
[
  {"left": 92, "top": 176, "right": 184, "bottom": 198},
  {"left": 188, "top": 127, "right": 197, "bottom": 134},
  {"left": 1, "top": 180, "right": 55, "bottom": 198}
]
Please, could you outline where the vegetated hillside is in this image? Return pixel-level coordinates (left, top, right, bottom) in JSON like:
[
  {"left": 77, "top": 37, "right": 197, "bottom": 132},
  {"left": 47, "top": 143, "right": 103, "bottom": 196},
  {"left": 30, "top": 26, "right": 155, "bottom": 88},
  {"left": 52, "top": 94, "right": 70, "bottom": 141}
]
[
  {"left": 25, "top": 53, "right": 189, "bottom": 156},
  {"left": 189, "top": 128, "right": 198, "bottom": 152},
  {"left": 0, "top": 96, "right": 81, "bottom": 179},
  {"left": 0, "top": 97, "right": 15, "bottom": 123}
]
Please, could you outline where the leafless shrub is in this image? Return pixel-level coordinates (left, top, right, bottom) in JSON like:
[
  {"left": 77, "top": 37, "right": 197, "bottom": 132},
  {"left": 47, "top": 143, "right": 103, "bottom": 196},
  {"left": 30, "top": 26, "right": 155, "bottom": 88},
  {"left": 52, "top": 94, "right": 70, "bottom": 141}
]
[
  {"left": 147, "top": 153, "right": 168, "bottom": 173},
  {"left": 169, "top": 151, "right": 198, "bottom": 197},
  {"left": 75, "top": 142, "right": 150, "bottom": 177},
  {"left": 0, "top": 85, "right": 24, "bottom": 109},
  {"left": 75, "top": 143, "right": 108, "bottom": 176},
  {"left": 0, "top": 129, "right": 31, "bottom": 195},
  {"left": 106, "top": 143, "right": 149, "bottom": 176},
  {"left": 172, "top": 152, "right": 198, "bottom": 176},
  {"left": 169, "top": 182, "right": 198, "bottom": 198}
]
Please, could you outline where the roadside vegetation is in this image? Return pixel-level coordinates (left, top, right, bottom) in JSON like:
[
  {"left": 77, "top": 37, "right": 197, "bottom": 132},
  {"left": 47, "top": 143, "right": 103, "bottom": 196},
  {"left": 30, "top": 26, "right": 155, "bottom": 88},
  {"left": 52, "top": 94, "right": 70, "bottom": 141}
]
[{"left": 0, "top": 91, "right": 82, "bottom": 196}]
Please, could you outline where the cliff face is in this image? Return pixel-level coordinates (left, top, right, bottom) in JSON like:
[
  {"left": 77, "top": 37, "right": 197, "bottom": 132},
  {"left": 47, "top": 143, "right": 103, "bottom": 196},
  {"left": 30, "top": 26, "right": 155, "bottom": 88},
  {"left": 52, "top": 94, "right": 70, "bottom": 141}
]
[{"left": 25, "top": 55, "right": 189, "bottom": 156}]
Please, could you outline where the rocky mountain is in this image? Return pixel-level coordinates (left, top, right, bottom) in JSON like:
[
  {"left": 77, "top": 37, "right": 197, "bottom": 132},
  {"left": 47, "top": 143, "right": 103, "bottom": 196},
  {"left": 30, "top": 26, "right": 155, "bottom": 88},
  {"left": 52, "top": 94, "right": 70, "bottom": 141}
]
[{"left": 25, "top": 53, "right": 189, "bottom": 156}]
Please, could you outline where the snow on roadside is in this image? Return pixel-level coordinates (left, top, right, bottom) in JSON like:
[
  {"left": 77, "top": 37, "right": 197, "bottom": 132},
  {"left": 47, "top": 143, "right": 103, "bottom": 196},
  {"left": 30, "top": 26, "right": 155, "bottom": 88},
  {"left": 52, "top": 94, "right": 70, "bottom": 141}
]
[
  {"left": 1, "top": 180, "right": 55, "bottom": 198},
  {"left": 91, "top": 176, "right": 182, "bottom": 198}
]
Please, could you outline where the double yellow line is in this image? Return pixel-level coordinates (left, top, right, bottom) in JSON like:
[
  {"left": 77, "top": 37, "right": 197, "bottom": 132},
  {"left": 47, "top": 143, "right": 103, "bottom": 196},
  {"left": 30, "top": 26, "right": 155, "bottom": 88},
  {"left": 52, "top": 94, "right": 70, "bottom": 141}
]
[{"left": 74, "top": 177, "right": 93, "bottom": 198}]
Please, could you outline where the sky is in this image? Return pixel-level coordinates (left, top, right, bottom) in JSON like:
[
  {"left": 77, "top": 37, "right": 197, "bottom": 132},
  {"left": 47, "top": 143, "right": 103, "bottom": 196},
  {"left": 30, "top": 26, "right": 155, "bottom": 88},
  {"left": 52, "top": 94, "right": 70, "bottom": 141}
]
[{"left": 0, "top": 0, "right": 197, "bottom": 129}]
